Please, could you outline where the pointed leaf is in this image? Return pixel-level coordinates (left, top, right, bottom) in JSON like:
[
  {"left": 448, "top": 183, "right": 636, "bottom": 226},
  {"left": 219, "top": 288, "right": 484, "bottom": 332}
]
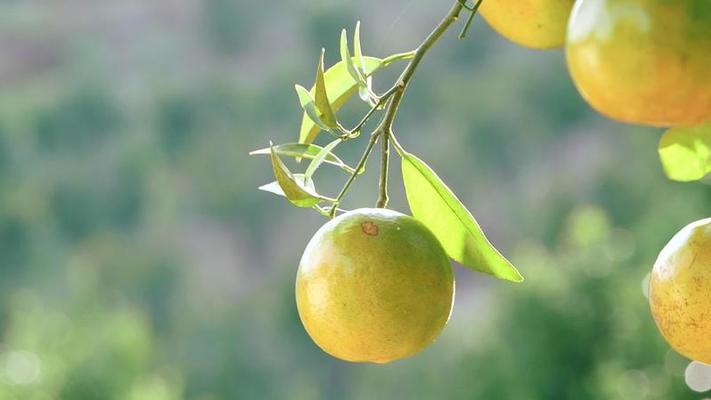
[
  {"left": 314, "top": 49, "right": 338, "bottom": 128},
  {"left": 305, "top": 138, "right": 343, "bottom": 179},
  {"left": 354, "top": 21, "right": 376, "bottom": 105},
  {"left": 401, "top": 151, "right": 523, "bottom": 282},
  {"left": 294, "top": 84, "right": 332, "bottom": 132},
  {"left": 340, "top": 29, "right": 367, "bottom": 88},
  {"left": 269, "top": 145, "right": 328, "bottom": 207},
  {"left": 354, "top": 21, "right": 365, "bottom": 65},
  {"left": 358, "top": 83, "right": 374, "bottom": 105},
  {"left": 250, "top": 143, "right": 355, "bottom": 173},
  {"left": 659, "top": 123, "right": 711, "bottom": 182},
  {"left": 298, "top": 56, "right": 383, "bottom": 145},
  {"left": 259, "top": 174, "right": 317, "bottom": 198},
  {"left": 258, "top": 181, "right": 286, "bottom": 197}
]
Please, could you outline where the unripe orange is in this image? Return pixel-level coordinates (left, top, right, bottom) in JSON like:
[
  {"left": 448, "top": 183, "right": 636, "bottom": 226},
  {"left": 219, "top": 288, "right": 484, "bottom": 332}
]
[
  {"left": 480, "top": 0, "right": 576, "bottom": 49},
  {"left": 296, "top": 208, "right": 455, "bottom": 363},
  {"left": 566, "top": 0, "right": 711, "bottom": 126},
  {"left": 650, "top": 218, "right": 711, "bottom": 364}
]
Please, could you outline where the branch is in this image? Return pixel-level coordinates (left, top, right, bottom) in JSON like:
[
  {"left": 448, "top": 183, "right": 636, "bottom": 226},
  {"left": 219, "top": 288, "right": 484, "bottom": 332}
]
[
  {"left": 328, "top": 1, "right": 470, "bottom": 214},
  {"left": 373, "top": 1, "right": 466, "bottom": 208}
]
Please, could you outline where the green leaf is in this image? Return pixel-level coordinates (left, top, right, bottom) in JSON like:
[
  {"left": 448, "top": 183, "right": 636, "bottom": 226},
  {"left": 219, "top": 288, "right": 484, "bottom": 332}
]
[
  {"left": 340, "top": 29, "right": 367, "bottom": 89},
  {"left": 269, "top": 144, "right": 329, "bottom": 207},
  {"left": 250, "top": 143, "right": 356, "bottom": 174},
  {"left": 314, "top": 49, "right": 338, "bottom": 128},
  {"left": 659, "top": 123, "right": 711, "bottom": 182},
  {"left": 354, "top": 21, "right": 364, "bottom": 65},
  {"left": 401, "top": 151, "right": 523, "bottom": 283},
  {"left": 258, "top": 180, "right": 287, "bottom": 197},
  {"left": 353, "top": 21, "right": 375, "bottom": 104},
  {"left": 298, "top": 55, "right": 382, "bottom": 145},
  {"left": 258, "top": 174, "right": 315, "bottom": 198},
  {"left": 294, "top": 84, "right": 332, "bottom": 133},
  {"left": 305, "top": 138, "right": 342, "bottom": 179}
]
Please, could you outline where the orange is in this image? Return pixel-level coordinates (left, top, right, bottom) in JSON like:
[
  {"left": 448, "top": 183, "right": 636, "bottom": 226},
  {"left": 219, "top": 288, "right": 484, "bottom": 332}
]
[
  {"left": 480, "top": 0, "right": 576, "bottom": 49},
  {"left": 295, "top": 208, "right": 454, "bottom": 363},
  {"left": 650, "top": 218, "right": 711, "bottom": 364},
  {"left": 566, "top": 0, "right": 711, "bottom": 126}
]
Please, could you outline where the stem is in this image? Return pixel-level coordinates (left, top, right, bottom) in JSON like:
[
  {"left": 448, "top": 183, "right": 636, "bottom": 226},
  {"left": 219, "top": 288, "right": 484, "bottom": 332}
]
[
  {"left": 389, "top": 130, "right": 406, "bottom": 156},
  {"left": 381, "top": 1, "right": 465, "bottom": 130},
  {"left": 382, "top": 50, "right": 417, "bottom": 66},
  {"left": 345, "top": 85, "right": 399, "bottom": 137},
  {"left": 376, "top": 132, "right": 390, "bottom": 208},
  {"left": 328, "top": 132, "right": 381, "bottom": 217},
  {"left": 458, "top": 0, "right": 483, "bottom": 39},
  {"left": 371, "top": 1, "right": 465, "bottom": 208},
  {"left": 328, "top": 1, "right": 467, "bottom": 214}
]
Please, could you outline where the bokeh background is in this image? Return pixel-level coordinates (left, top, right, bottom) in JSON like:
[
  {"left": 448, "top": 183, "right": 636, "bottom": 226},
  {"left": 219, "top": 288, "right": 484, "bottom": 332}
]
[{"left": 0, "top": 0, "right": 709, "bottom": 399}]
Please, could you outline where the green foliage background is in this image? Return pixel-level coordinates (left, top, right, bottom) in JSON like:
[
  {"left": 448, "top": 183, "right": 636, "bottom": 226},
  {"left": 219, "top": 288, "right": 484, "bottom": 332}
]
[{"left": 0, "top": 1, "right": 708, "bottom": 399}]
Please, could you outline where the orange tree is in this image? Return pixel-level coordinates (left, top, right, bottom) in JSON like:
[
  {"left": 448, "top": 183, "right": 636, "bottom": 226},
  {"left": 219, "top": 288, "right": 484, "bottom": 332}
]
[{"left": 252, "top": 0, "right": 711, "bottom": 367}]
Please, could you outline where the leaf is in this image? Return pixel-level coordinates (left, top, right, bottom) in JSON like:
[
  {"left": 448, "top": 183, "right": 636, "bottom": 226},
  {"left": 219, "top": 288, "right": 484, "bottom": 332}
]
[
  {"left": 305, "top": 138, "right": 342, "bottom": 179},
  {"left": 401, "top": 151, "right": 523, "bottom": 283},
  {"left": 354, "top": 21, "right": 375, "bottom": 104},
  {"left": 313, "top": 204, "right": 348, "bottom": 217},
  {"left": 314, "top": 49, "right": 338, "bottom": 128},
  {"left": 269, "top": 144, "right": 329, "bottom": 207},
  {"left": 258, "top": 181, "right": 286, "bottom": 197},
  {"left": 294, "top": 84, "right": 332, "bottom": 133},
  {"left": 298, "top": 56, "right": 383, "bottom": 145},
  {"left": 250, "top": 143, "right": 355, "bottom": 173},
  {"left": 259, "top": 174, "right": 315, "bottom": 198},
  {"left": 659, "top": 123, "right": 711, "bottom": 182},
  {"left": 340, "top": 29, "right": 367, "bottom": 89},
  {"left": 354, "top": 21, "right": 365, "bottom": 66}
]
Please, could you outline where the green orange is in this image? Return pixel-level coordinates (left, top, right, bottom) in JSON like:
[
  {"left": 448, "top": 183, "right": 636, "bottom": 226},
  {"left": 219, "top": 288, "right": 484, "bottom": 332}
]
[
  {"left": 566, "top": 0, "right": 711, "bottom": 126},
  {"left": 295, "top": 208, "right": 454, "bottom": 364},
  {"left": 649, "top": 218, "right": 711, "bottom": 364},
  {"left": 480, "top": 0, "right": 576, "bottom": 49}
]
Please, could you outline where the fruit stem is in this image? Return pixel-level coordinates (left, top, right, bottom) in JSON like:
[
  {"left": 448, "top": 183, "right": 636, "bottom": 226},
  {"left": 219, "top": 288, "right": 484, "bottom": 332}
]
[
  {"left": 376, "top": 131, "right": 390, "bottom": 208},
  {"left": 458, "top": 0, "right": 483, "bottom": 39},
  {"left": 328, "top": 131, "right": 381, "bottom": 217},
  {"left": 329, "top": 1, "right": 470, "bottom": 215},
  {"left": 372, "top": 1, "right": 467, "bottom": 208},
  {"left": 345, "top": 85, "right": 399, "bottom": 138},
  {"left": 380, "top": 0, "right": 466, "bottom": 128}
]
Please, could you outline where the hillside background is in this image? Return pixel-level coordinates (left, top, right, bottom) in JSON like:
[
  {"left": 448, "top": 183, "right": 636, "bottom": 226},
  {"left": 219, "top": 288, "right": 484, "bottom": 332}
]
[{"left": 0, "top": 1, "right": 708, "bottom": 399}]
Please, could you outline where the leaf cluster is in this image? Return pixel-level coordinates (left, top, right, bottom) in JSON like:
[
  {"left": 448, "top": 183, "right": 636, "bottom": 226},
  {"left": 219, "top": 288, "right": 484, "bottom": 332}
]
[{"left": 251, "top": 22, "right": 521, "bottom": 282}]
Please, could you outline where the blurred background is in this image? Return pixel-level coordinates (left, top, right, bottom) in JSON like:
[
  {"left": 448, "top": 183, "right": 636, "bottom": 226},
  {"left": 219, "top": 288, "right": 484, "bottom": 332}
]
[{"left": 0, "top": 0, "right": 709, "bottom": 399}]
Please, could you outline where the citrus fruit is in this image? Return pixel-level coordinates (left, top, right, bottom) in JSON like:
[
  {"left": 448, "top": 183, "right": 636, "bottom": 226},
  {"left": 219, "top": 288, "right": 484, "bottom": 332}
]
[
  {"left": 480, "top": 0, "right": 576, "bottom": 49},
  {"left": 566, "top": 0, "right": 711, "bottom": 127},
  {"left": 649, "top": 218, "right": 711, "bottom": 364},
  {"left": 295, "top": 208, "right": 455, "bottom": 364}
]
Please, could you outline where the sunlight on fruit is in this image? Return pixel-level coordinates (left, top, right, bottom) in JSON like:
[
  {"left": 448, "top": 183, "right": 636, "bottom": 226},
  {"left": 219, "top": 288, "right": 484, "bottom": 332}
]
[
  {"left": 567, "top": 0, "right": 650, "bottom": 42},
  {"left": 480, "top": 0, "right": 576, "bottom": 49},
  {"left": 566, "top": 0, "right": 711, "bottom": 126},
  {"left": 296, "top": 208, "right": 454, "bottom": 364},
  {"left": 650, "top": 218, "right": 711, "bottom": 365},
  {"left": 685, "top": 361, "right": 711, "bottom": 393}
]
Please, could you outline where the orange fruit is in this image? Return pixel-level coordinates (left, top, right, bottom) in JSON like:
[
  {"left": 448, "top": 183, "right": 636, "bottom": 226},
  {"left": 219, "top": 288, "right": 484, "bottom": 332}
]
[
  {"left": 295, "top": 208, "right": 454, "bottom": 363},
  {"left": 566, "top": 0, "right": 711, "bottom": 126},
  {"left": 649, "top": 218, "right": 711, "bottom": 364},
  {"left": 480, "top": 0, "right": 576, "bottom": 49}
]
